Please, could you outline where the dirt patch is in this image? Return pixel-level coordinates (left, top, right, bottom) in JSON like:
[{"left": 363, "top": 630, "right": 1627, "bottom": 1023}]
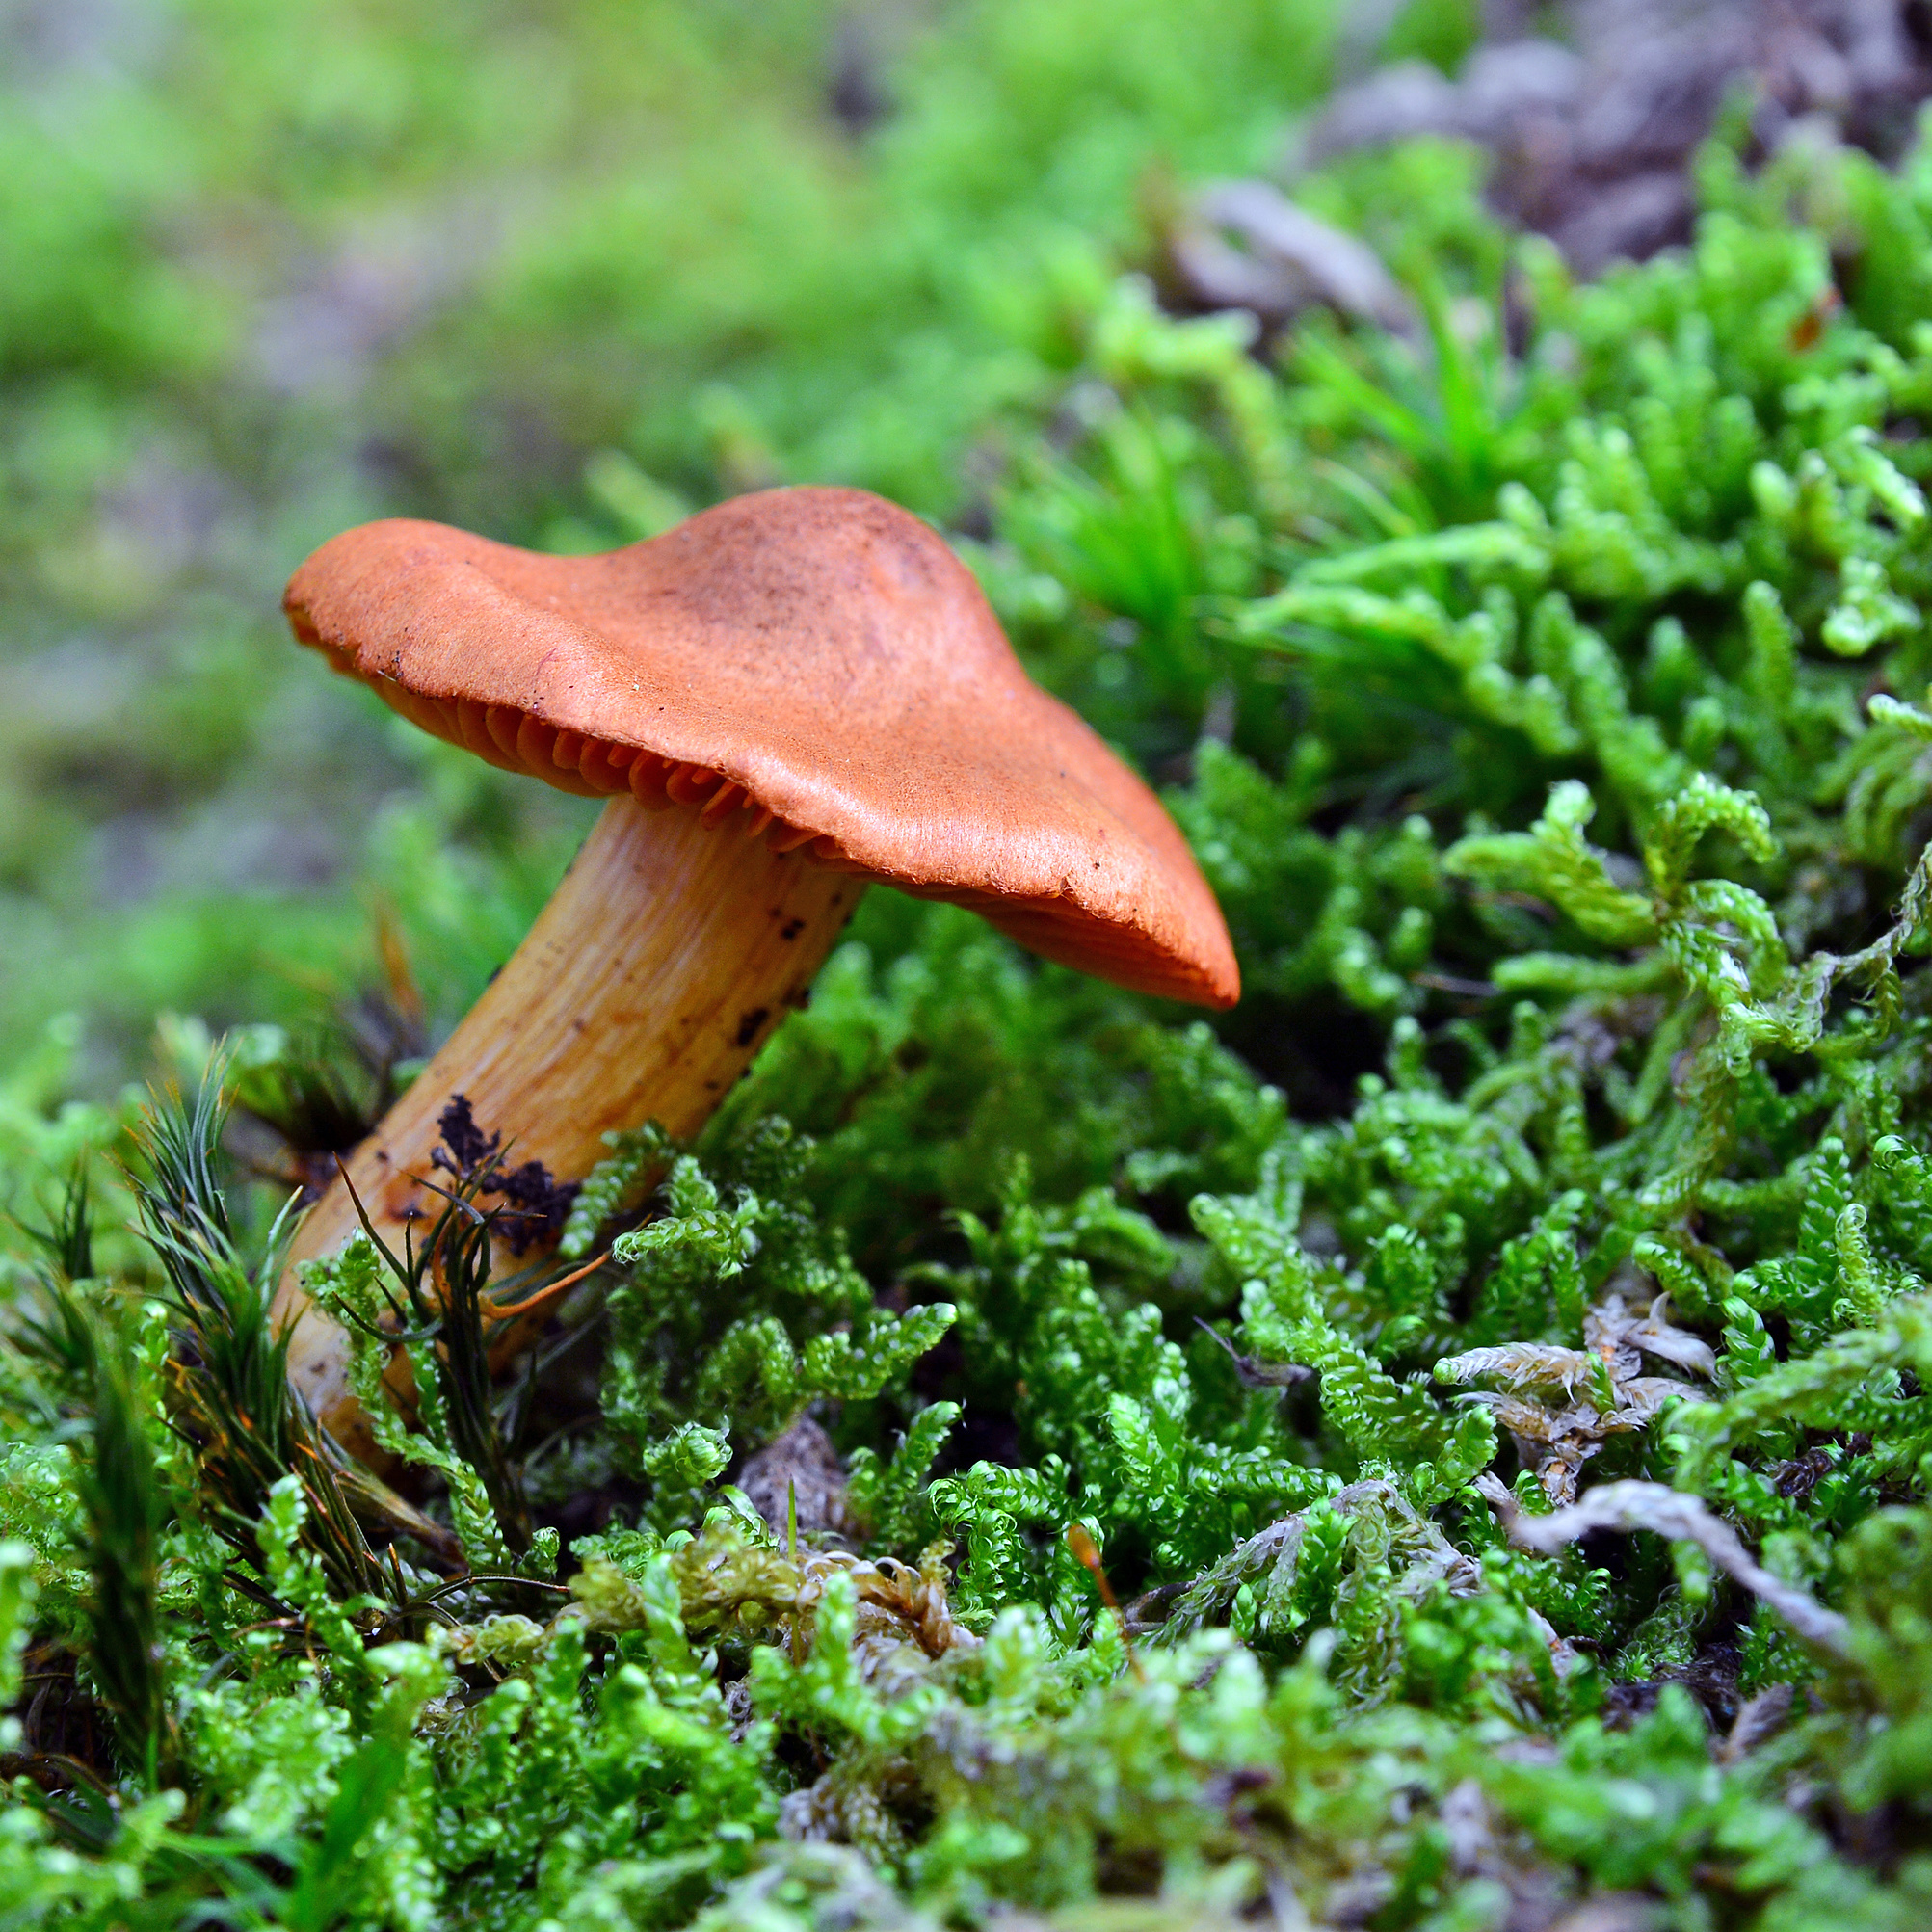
[{"left": 1307, "top": 0, "right": 1932, "bottom": 273}]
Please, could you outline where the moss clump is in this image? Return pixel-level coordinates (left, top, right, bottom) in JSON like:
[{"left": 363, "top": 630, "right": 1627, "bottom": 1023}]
[{"left": 11, "top": 117, "right": 1932, "bottom": 1928}]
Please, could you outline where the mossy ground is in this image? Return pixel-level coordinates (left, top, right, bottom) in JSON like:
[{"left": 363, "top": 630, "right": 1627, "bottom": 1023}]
[{"left": 11, "top": 11, "right": 1932, "bottom": 1930}]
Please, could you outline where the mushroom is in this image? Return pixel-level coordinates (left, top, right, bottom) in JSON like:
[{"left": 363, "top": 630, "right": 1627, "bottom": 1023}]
[{"left": 277, "top": 486, "right": 1237, "bottom": 1451}]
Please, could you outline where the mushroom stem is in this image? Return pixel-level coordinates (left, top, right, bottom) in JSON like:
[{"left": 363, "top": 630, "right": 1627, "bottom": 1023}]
[{"left": 274, "top": 793, "right": 860, "bottom": 1455}]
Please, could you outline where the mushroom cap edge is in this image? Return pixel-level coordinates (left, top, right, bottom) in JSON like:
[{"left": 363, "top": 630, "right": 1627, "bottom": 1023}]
[{"left": 285, "top": 486, "right": 1239, "bottom": 1009}]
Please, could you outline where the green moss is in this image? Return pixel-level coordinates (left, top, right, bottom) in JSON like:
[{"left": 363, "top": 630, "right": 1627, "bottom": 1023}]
[{"left": 11, "top": 99, "right": 1932, "bottom": 1932}]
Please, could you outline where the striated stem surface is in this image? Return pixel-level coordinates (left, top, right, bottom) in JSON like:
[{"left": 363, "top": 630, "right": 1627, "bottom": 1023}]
[{"left": 275, "top": 794, "right": 860, "bottom": 1455}]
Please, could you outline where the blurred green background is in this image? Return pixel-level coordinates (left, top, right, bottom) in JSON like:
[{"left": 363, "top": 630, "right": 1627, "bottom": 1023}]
[{"left": 0, "top": 0, "right": 1416, "bottom": 1094}]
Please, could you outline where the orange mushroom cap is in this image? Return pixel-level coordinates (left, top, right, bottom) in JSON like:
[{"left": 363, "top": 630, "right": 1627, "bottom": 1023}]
[{"left": 286, "top": 486, "right": 1238, "bottom": 1008}]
